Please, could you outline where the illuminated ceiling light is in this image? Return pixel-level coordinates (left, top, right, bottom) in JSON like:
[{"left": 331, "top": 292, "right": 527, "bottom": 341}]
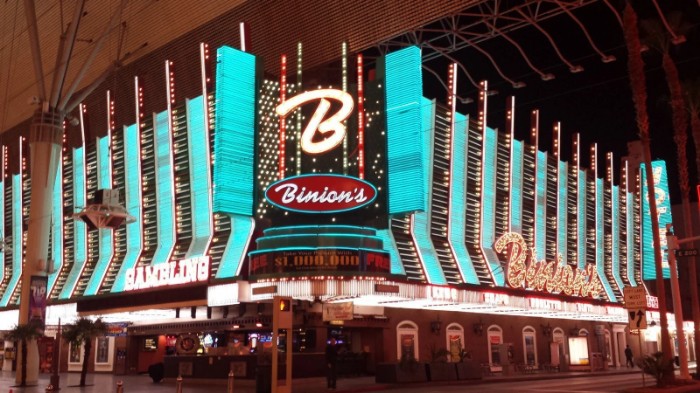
[
  {"left": 541, "top": 73, "right": 555, "bottom": 81},
  {"left": 569, "top": 65, "right": 584, "bottom": 73}
]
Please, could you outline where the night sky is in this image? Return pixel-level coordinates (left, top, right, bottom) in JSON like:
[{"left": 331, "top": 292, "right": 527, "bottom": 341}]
[{"left": 418, "top": 0, "right": 700, "bottom": 205}]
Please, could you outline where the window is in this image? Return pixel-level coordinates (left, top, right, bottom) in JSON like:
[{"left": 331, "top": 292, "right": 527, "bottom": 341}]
[
  {"left": 95, "top": 337, "right": 110, "bottom": 364},
  {"left": 396, "top": 321, "right": 419, "bottom": 361},
  {"left": 522, "top": 326, "right": 537, "bottom": 366},
  {"left": 68, "top": 342, "right": 83, "bottom": 364},
  {"left": 487, "top": 325, "right": 503, "bottom": 365},
  {"left": 445, "top": 323, "right": 465, "bottom": 362}
]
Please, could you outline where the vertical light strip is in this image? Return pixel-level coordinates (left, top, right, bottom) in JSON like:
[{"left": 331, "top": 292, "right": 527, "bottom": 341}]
[
  {"left": 199, "top": 42, "right": 214, "bottom": 256},
  {"left": 342, "top": 42, "right": 348, "bottom": 174},
  {"left": 0, "top": 144, "right": 22, "bottom": 306},
  {"left": 641, "top": 161, "right": 673, "bottom": 279},
  {"left": 0, "top": 146, "right": 5, "bottom": 287},
  {"left": 506, "top": 96, "right": 515, "bottom": 231},
  {"left": 296, "top": 42, "right": 302, "bottom": 175},
  {"left": 510, "top": 140, "right": 524, "bottom": 233},
  {"left": 376, "top": 228, "right": 405, "bottom": 275},
  {"left": 593, "top": 144, "right": 616, "bottom": 300},
  {"left": 111, "top": 77, "right": 144, "bottom": 292},
  {"left": 185, "top": 96, "right": 214, "bottom": 258},
  {"left": 59, "top": 143, "right": 87, "bottom": 299},
  {"left": 553, "top": 122, "right": 561, "bottom": 258},
  {"left": 611, "top": 184, "right": 624, "bottom": 291},
  {"left": 534, "top": 151, "right": 547, "bottom": 261},
  {"left": 624, "top": 160, "right": 637, "bottom": 285},
  {"left": 385, "top": 46, "right": 428, "bottom": 214},
  {"left": 447, "top": 64, "right": 478, "bottom": 284},
  {"left": 48, "top": 148, "right": 63, "bottom": 294},
  {"left": 279, "top": 54, "right": 287, "bottom": 180},
  {"left": 215, "top": 215, "right": 255, "bottom": 278},
  {"left": 357, "top": 54, "right": 365, "bottom": 179},
  {"left": 239, "top": 22, "right": 248, "bottom": 52},
  {"left": 150, "top": 110, "right": 176, "bottom": 265},
  {"left": 558, "top": 160, "right": 568, "bottom": 263},
  {"left": 410, "top": 213, "right": 446, "bottom": 285},
  {"left": 577, "top": 168, "right": 587, "bottom": 270},
  {"left": 84, "top": 134, "right": 114, "bottom": 295}
]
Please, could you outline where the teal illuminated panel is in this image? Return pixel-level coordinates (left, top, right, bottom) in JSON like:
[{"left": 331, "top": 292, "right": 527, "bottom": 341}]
[
  {"left": 413, "top": 211, "right": 446, "bottom": 284},
  {"left": 216, "top": 214, "right": 254, "bottom": 278},
  {"left": 577, "top": 170, "right": 587, "bottom": 269},
  {"left": 596, "top": 178, "right": 616, "bottom": 300},
  {"left": 84, "top": 136, "right": 113, "bottom": 295},
  {"left": 627, "top": 191, "right": 637, "bottom": 285},
  {"left": 151, "top": 110, "right": 175, "bottom": 265},
  {"left": 480, "top": 127, "right": 503, "bottom": 285},
  {"left": 450, "top": 112, "right": 478, "bottom": 284},
  {"left": 641, "top": 160, "right": 673, "bottom": 279},
  {"left": 112, "top": 124, "right": 143, "bottom": 292},
  {"left": 60, "top": 147, "right": 87, "bottom": 299},
  {"left": 385, "top": 46, "right": 428, "bottom": 214},
  {"left": 0, "top": 175, "right": 21, "bottom": 306},
  {"left": 509, "top": 140, "right": 524, "bottom": 233},
  {"left": 0, "top": 180, "right": 4, "bottom": 286},
  {"left": 185, "top": 96, "right": 213, "bottom": 258},
  {"left": 213, "top": 46, "right": 256, "bottom": 216},
  {"left": 48, "top": 164, "right": 63, "bottom": 293},
  {"left": 534, "top": 151, "right": 547, "bottom": 260},
  {"left": 611, "top": 185, "right": 623, "bottom": 290},
  {"left": 376, "top": 228, "right": 405, "bottom": 275},
  {"left": 557, "top": 161, "right": 568, "bottom": 261}
]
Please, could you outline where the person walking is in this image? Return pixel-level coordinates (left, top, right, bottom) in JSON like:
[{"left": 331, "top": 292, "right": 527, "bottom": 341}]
[
  {"left": 625, "top": 345, "right": 634, "bottom": 368},
  {"left": 325, "top": 338, "right": 338, "bottom": 390}
]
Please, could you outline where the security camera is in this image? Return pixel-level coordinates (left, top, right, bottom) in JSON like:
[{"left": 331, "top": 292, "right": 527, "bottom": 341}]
[{"left": 27, "top": 96, "right": 41, "bottom": 105}]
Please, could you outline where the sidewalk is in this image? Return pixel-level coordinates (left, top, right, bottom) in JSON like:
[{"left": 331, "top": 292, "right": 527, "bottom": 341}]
[{"left": 0, "top": 366, "right": 649, "bottom": 393}]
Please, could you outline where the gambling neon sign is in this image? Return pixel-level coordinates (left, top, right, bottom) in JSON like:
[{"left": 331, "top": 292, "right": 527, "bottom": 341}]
[{"left": 495, "top": 232, "right": 604, "bottom": 298}]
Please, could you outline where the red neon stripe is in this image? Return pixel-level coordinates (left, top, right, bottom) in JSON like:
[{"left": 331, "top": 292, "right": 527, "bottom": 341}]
[
  {"left": 279, "top": 55, "right": 287, "bottom": 179},
  {"left": 357, "top": 54, "right": 365, "bottom": 179}
]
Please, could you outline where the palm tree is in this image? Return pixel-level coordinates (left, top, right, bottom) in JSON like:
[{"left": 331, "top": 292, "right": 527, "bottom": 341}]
[
  {"left": 62, "top": 317, "right": 107, "bottom": 386},
  {"left": 622, "top": 2, "right": 674, "bottom": 384},
  {"left": 641, "top": 12, "right": 696, "bottom": 377},
  {"left": 7, "top": 320, "right": 44, "bottom": 386},
  {"left": 684, "top": 78, "right": 700, "bottom": 178}
]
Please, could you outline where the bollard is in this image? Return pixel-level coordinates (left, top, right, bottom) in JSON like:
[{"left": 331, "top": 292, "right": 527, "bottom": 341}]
[
  {"left": 116, "top": 380, "right": 124, "bottom": 393},
  {"left": 175, "top": 375, "right": 183, "bottom": 393},
  {"left": 45, "top": 384, "right": 54, "bottom": 393},
  {"left": 227, "top": 370, "right": 234, "bottom": 393}
]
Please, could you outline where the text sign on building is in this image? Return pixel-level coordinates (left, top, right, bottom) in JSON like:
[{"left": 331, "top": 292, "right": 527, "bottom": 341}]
[
  {"left": 125, "top": 256, "right": 210, "bottom": 291},
  {"left": 265, "top": 174, "right": 377, "bottom": 213},
  {"left": 623, "top": 286, "right": 647, "bottom": 309},
  {"left": 249, "top": 249, "right": 390, "bottom": 277},
  {"left": 323, "top": 302, "right": 354, "bottom": 321}
]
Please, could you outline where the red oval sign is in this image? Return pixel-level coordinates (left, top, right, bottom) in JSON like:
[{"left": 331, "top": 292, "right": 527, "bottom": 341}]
[{"left": 265, "top": 174, "right": 377, "bottom": 213}]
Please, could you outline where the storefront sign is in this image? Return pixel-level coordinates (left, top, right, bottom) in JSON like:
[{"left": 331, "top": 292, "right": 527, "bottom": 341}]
[
  {"left": 124, "top": 256, "right": 210, "bottom": 291},
  {"left": 323, "top": 302, "right": 354, "bottom": 321},
  {"left": 249, "top": 249, "right": 391, "bottom": 276},
  {"left": 29, "top": 275, "right": 48, "bottom": 329},
  {"left": 265, "top": 174, "right": 377, "bottom": 213},
  {"left": 495, "top": 232, "right": 604, "bottom": 298}
]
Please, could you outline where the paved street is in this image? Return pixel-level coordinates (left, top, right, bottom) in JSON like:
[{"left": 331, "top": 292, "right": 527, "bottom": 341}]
[{"left": 0, "top": 366, "right": 696, "bottom": 393}]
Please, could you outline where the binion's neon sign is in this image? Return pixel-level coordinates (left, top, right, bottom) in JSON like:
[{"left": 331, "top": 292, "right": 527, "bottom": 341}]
[{"left": 495, "top": 232, "right": 604, "bottom": 298}]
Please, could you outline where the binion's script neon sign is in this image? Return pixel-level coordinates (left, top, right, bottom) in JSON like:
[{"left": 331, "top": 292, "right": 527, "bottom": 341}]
[{"left": 494, "top": 232, "right": 604, "bottom": 298}]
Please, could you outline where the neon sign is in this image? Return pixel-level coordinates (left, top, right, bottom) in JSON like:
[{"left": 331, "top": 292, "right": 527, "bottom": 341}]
[
  {"left": 276, "top": 89, "right": 354, "bottom": 155},
  {"left": 494, "top": 232, "right": 604, "bottom": 298},
  {"left": 124, "top": 256, "right": 210, "bottom": 291},
  {"left": 265, "top": 173, "right": 377, "bottom": 213}
]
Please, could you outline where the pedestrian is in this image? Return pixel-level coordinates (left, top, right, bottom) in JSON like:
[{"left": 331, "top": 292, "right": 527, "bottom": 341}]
[
  {"left": 325, "top": 338, "right": 338, "bottom": 390},
  {"left": 625, "top": 345, "right": 634, "bottom": 368}
]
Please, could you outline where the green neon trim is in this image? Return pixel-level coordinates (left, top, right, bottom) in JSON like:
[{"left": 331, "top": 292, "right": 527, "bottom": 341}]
[
  {"left": 450, "top": 112, "right": 478, "bottom": 284},
  {"left": 510, "top": 140, "right": 524, "bottom": 233},
  {"left": 577, "top": 170, "right": 587, "bottom": 270},
  {"left": 596, "top": 178, "right": 616, "bottom": 301},
  {"left": 112, "top": 124, "right": 143, "bottom": 292},
  {"left": 626, "top": 191, "right": 636, "bottom": 286},
  {"left": 185, "top": 96, "right": 213, "bottom": 258},
  {"left": 376, "top": 228, "right": 405, "bottom": 275},
  {"left": 480, "top": 127, "right": 503, "bottom": 285},
  {"left": 557, "top": 161, "right": 568, "bottom": 261},
  {"left": 216, "top": 214, "right": 255, "bottom": 278},
  {"left": 151, "top": 110, "right": 176, "bottom": 265},
  {"left": 84, "top": 136, "right": 113, "bottom": 295},
  {"left": 48, "top": 162, "right": 63, "bottom": 294},
  {"left": 534, "top": 151, "right": 547, "bottom": 260},
  {"left": 213, "top": 46, "right": 257, "bottom": 216},
  {"left": 60, "top": 147, "right": 87, "bottom": 299},
  {"left": 0, "top": 175, "right": 21, "bottom": 306},
  {"left": 385, "top": 46, "right": 428, "bottom": 214}
]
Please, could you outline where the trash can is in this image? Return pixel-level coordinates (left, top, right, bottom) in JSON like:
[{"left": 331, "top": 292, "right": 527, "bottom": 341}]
[
  {"left": 256, "top": 365, "right": 272, "bottom": 393},
  {"left": 147, "top": 362, "right": 164, "bottom": 383}
]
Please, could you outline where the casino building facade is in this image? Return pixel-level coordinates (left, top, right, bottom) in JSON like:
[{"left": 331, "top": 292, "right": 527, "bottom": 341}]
[{"left": 0, "top": 18, "right": 692, "bottom": 379}]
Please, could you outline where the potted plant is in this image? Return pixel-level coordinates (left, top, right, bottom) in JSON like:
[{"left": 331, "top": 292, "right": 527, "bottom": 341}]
[
  {"left": 637, "top": 352, "right": 675, "bottom": 388},
  {"left": 426, "top": 345, "right": 456, "bottom": 381},
  {"left": 375, "top": 354, "right": 427, "bottom": 383},
  {"left": 455, "top": 347, "right": 481, "bottom": 380}
]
